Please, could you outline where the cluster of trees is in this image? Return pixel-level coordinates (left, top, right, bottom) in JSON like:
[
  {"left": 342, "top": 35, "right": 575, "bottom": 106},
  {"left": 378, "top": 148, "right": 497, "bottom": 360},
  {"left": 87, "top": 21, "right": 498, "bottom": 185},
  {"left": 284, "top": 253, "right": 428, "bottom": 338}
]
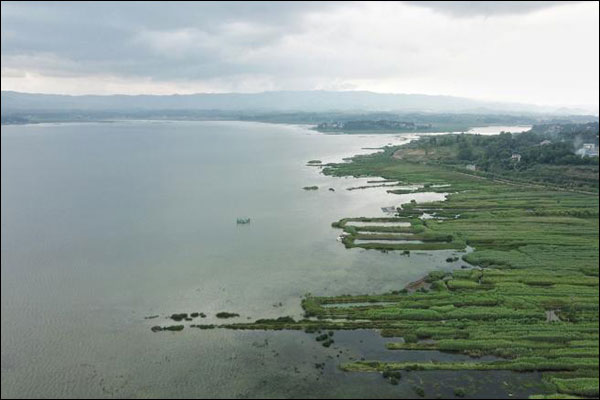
[
  {"left": 529, "top": 122, "right": 598, "bottom": 142},
  {"left": 317, "top": 120, "right": 431, "bottom": 132},
  {"left": 424, "top": 124, "right": 598, "bottom": 172},
  {"left": 519, "top": 142, "right": 594, "bottom": 166}
]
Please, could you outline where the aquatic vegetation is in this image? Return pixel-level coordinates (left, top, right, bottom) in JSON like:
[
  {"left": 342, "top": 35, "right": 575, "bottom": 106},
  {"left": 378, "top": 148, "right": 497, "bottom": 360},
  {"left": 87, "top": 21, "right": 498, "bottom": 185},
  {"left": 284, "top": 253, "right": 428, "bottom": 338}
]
[
  {"left": 315, "top": 333, "right": 329, "bottom": 342},
  {"left": 216, "top": 312, "right": 240, "bottom": 319},
  {"left": 317, "top": 147, "right": 597, "bottom": 393},
  {"left": 346, "top": 182, "right": 404, "bottom": 191},
  {"left": 549, "top": 377, "right": 599, "bottom": 397},
  {"left": 382, "top": 369, "right": 402, "bottom": 385},
  {"left": 332, "top": 216, "right": 464, "bottom": 251},
  {"left": 151, "top": 325, "right": 184, "bottom": 332},
  {"left": 164, "top": 325, "right": 184, "bottom": 331},
  {"left": 190, "top": 324, "right": 216, "bottom": 329},
  {"left": 255, "top": 316, "right": 295, "bottom": 324},
  {"left": 382, "top": 370, "right": 402, "bottom": 379},
  {"left": 414, "top": 385, "right": 425, "bottom": 397},
  {"left": 170, "top": 313, "right": 188, "bottom": 321},
  {"left": 167, "top": 312, "right": 207, "bottom": 321},
  {"left": 341, "top": 358, "right": 599, "bottom": 372}
]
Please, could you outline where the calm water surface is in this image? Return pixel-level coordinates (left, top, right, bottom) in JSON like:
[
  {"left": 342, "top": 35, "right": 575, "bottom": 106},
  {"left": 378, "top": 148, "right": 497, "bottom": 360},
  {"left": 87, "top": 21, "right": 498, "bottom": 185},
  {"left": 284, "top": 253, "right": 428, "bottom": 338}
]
[
  {"left": 1, "top": 121, "right": 547, "bottom": 398},
  {"left": 467, "top": 125, "right": 531, "bottom": 135}
]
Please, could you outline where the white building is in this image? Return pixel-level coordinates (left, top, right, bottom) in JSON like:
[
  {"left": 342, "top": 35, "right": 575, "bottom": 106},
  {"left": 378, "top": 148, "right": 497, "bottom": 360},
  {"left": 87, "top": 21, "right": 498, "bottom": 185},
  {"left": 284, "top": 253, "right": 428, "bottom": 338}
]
[{"left": 581, "top": 144, "right": 598, "bottom": 157}]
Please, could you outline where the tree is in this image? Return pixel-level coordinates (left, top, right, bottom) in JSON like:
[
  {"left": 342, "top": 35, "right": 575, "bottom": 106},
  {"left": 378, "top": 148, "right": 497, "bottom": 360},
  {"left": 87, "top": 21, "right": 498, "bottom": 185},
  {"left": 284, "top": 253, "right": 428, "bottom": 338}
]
[{"left": 457, "top": 144, "right": 474, "bottom": 160}]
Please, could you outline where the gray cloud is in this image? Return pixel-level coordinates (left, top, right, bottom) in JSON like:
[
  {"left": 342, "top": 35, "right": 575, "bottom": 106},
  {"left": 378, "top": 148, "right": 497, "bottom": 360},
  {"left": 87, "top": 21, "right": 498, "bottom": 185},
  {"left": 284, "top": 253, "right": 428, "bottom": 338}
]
[
  {"left": 1, "top": 2, "right": 339, "bottom": 79},
  {"left": 1, "top": 1, "right": 598, "bottom": 108},
  {"left": 405, "top": 1, "right": 578, "bottom": 17}
]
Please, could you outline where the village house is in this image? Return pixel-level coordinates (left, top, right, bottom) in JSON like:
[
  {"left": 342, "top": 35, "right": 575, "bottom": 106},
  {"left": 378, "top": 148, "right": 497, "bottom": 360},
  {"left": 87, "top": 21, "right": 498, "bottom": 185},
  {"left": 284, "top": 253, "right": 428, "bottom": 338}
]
[{"left": 581, "top": 143, "right": 599, "bottom": 157}]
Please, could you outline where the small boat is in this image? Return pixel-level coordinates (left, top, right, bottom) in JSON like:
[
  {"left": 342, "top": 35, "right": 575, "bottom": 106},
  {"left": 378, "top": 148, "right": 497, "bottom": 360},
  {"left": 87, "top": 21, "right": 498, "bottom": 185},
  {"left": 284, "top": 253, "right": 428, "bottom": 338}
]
[{"left": 236, "top": 218, "right": 251, "bottom": 224}]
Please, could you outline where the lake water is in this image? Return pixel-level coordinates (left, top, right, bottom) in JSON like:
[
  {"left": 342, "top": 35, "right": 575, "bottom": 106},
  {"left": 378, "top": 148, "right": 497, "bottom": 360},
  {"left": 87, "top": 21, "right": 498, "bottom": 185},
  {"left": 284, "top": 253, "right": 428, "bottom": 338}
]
[
  {"left": 467, "top": 125, "right": 531, "bottom": 135},
  {"left": 1, "top": 121, "right": 547, "bottom": 398}
]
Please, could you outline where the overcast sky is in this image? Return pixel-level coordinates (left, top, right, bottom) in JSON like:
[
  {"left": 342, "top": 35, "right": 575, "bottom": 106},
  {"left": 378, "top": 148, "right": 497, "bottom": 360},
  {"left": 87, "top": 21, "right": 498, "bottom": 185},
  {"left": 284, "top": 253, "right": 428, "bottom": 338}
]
[{"left": 1, "top": 1, "right": 598, "bottom": 109}]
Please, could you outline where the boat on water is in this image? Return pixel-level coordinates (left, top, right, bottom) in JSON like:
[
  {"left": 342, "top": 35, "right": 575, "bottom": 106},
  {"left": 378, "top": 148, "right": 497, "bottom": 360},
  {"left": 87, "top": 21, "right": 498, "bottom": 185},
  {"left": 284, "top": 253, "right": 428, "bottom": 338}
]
[{"left": 237, "top": 218, "right": 251, "bottom": 224}]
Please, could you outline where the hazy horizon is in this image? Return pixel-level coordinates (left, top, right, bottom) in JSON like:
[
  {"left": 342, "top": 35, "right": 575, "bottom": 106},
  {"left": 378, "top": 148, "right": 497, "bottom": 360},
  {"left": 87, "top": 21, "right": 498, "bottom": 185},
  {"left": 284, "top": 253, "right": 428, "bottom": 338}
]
[
  {"left": 1, "top": 89, "right": 596, "bottom": 114},
  {"left": 3, "top": 89, "right": 598, "bottom": 116}
]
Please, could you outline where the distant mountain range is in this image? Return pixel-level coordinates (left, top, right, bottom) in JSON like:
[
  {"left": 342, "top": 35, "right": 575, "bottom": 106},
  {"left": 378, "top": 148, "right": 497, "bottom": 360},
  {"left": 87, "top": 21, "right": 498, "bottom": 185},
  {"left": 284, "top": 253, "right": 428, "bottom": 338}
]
[{"left": 2, "top": 90, "right": 597, "bottom": 115}]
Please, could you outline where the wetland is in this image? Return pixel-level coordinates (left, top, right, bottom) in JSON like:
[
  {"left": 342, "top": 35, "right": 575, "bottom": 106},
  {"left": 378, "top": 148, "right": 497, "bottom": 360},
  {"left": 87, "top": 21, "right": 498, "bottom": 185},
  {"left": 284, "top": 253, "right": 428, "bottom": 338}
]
[{"left": 1, "top": 121, "right": 597, "bottom": 398}]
